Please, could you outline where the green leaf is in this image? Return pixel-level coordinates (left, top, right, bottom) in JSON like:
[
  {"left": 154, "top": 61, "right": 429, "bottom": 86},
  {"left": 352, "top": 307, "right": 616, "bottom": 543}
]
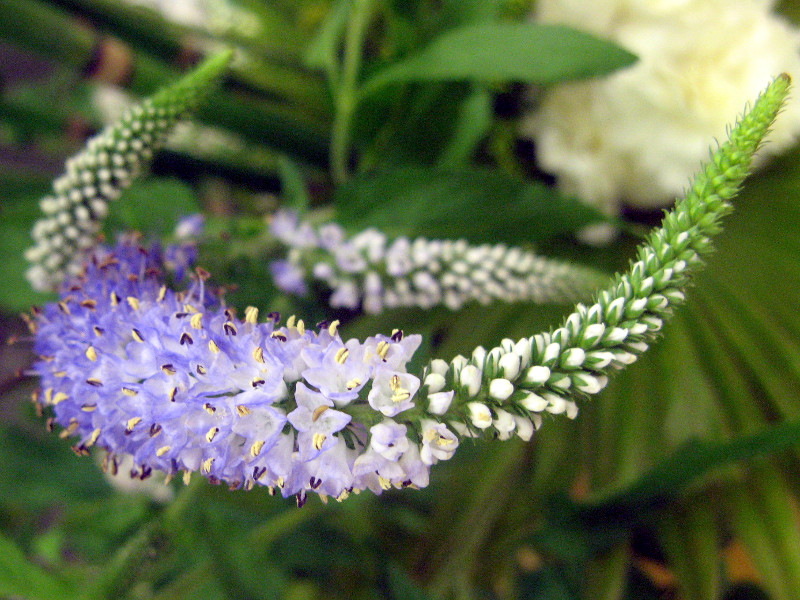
[
  {"left": 0, "top": 532, "right": 77, "bottom": 600},
  {"left": 334, "top": 166, "right": 608, "bottom": 244},
  {"left": 278, "top": 155, "right": 311, "bottom": 211},
  {"left": 581, "top": 419, "right": 800, "bottom": 512},
  {"left": 437, "top": 86, "right": 493, "bottom": 167},
  {"left": 361, "top": 23, "right": 637, "bottom": 95},
  {"left": 104, "top": 177, "right": 201, "bottom": 237}
]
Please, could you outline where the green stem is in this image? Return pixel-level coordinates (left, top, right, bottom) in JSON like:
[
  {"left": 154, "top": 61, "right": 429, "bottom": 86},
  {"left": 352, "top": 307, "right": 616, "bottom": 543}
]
[{"left": 330, "top": 0, "right": 373, "bottom": 184}]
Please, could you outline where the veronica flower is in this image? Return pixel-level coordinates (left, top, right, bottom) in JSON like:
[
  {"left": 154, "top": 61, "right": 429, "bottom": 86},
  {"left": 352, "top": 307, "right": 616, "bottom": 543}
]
[
  {"left": 24, "top": 52, "right": 231, "bottom": 292},
  {"left": 30, "top": 76, "right": 788, "bottom": 504},
  {"left": 270, "top": 210, "right": 608, "bottom": 313}
]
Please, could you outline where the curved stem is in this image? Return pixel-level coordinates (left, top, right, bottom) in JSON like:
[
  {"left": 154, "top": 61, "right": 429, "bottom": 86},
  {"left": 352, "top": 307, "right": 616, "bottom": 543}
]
[{"left": 330, "top": 0, "right": 374, "bottom": 184}]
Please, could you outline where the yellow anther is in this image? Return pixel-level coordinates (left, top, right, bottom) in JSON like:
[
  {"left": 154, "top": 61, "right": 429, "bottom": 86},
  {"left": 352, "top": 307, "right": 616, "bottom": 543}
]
[
  {"left": 183, "top": 471, "right": 191, "bottom": 485},
  {"left": 131, "top": 328, "right": 144, "bottom": 342},
  {"left": 125, "top": 417, "right": 142, "bottom": 431},
  {"left": 392, "top": 391, "right": 411, "bottom": 403},
  {"left": 312, "top": 432, "right": 327, "bottom": 450},
  {"left": 328, "top": 320, "right": 340, "bottom": 336},
  {"left": 275, "top": 476, "right": 285, "bottom": 488},
  {"left": 122, "top": 387, "right": 138, "bottom": 396},
  {"left": 54, "top": 371, "right": 67, "bottom": 378},
  {"left": 183, "top": 303, "right": 198, "bottom": 313},
  {"left": 336, "top": 489, "right": 350, "bottom": 502},
  {"left": 377, "top": 341, "right": 390, "bottom": 360},
  {"left": 390, "top": 375, "right": 401, "bottom": 391},
  {"left": 206, "top": 427, "right": 219, "bottom": 443},
  {"left": 59, "top": 420, "right": 79, "bottom": 438},
  {"left": 126, "top": 296, "right": 140, "bottom": 311},
  {"left": 296, "top": 319, "right": 305, "bottom": 335},
  {"left": 93, "top": 326, "right": 104, "bottom": 337},
  {"left": 81, "top": 404, "right": 97, "bottom": 412},
  {"left": 45, "top": 388, "right": 53, "bottom": 404},
  {"left": 244, "top": 306, "right": 259, "bottom": 324},
  {"left": 85, "top": 346, "right": 98, "bottom": 361},
  {"left": 286, "top": 315, "right": 296, "bottom": 328},
  {"left": 236, "top": 405, "right": 251, "bottom": 416},
  {"left": 110, "top": 291, "right": 120, "bottom": 306},
  {"left": 157, "top": 285, "right": 167, "bottom": 302},
  {"left": 271, "top": 331, "right": 287, "bottom": 341},
  {"left": 346, "top": 378, "right": 362, "bottom": 390},
  {"left": 436, "top": 437, "right": 455, "bottom": 447},
  {"left": 201, "top": 457, "right": 215, "bottom": 474},
  {"left": 250, "top": 440, "right": 265, "bottom": 457},
  {"left": 312, "top": 405, "right": 329, "bottom": 422},
  {"left": 161, "top": 364, "right": 176, "bottom": 375},
  {"left": 87, "top": 428, "right": 102, "bottom": 447},
  {"left": 52, "top": 391, "right": 69, "bottom": 405},
  {"left": 203, "top": 403, "right": 216, "bottom": 414},
  {"left": 378, "top": 476, "right": 392, "bottom": 490},
  {"left": 252, "top": 346, "right": 265, "bottom": 363},
  {"left": 169, "top": 387, "right": 177, "bottom": 402},
  {"left": 190, "top": 313, "right": 203, "bottom": 329},
  {"left": 335, "top": 348, "right": 349, "bottom": 364},
  {"left": 208, "top": 340, "right": 221, "bottom": 353},
  {"left": 156, "top": 445, "right": 171, "bottom": 457}
]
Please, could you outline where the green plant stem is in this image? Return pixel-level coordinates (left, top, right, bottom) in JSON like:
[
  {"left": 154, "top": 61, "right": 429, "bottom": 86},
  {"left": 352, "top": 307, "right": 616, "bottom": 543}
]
[{"left": 330, "top": 0, "right": 373, "bottom": 183}]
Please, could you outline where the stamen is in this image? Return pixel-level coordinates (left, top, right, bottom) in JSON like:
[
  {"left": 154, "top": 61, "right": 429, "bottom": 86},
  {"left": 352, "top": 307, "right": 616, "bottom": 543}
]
[
  {"left": 156, "top": 445, "right": 171, "bottom": 457},
  {"left": 206, "top": 427, "right": 219, "bottom": 442},
  {"left": 244, "top": 306, "right": 259, "bottom": 324},
  {"left": 335, "top": 348, "right": 349, "bottom": 364},
  {"left": 190, "top": 313, "right": 203, "bottom": 329},
  {"left": 312, "top": 405, "right": 329, "bottom": 422},
  {"left": 126, "top": 296, "right": 140, "bottom": 311}
]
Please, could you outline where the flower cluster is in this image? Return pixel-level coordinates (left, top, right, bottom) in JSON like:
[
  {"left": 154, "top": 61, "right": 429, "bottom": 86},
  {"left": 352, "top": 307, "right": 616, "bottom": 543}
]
[
  {"left": 428, "top": 74, "right": 792, "bottom": 442},
  {"left": 32, "top": 237, "right": 459, "bottom": 504},
  {"left": 522, "top": 0, "right": 800, "bottom": 214},
  {"left": 25, "top": 52, "right": 231, "bottom": 292},
  {"left": 270, "top": 210, "right": 607, "bottom": 313},
  {"left": 31, "top": 75, "right": 789, "bottom": 503}
]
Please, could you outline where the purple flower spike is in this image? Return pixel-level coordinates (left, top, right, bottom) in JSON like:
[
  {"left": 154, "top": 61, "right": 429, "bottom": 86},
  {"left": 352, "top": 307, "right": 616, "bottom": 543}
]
[{"left": 32, "top": 236, "right": 453, "bottom": 503}]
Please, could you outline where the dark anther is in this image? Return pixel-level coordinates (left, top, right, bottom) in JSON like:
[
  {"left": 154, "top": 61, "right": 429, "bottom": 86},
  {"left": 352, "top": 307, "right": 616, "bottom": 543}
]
[
  {"left": 251, "top": 378, "right": 265, "bottom": 388},
  {"left": 46, "top": 418, "right": 55, "bottom": 432},
  {"left": 180, "top": 332, "right": 194, "bottom": 345},
  {"left": 253, "top": 466, "right": 266, "bottom": 480},
  {"left": 223, "top": 322, "right": 237, "bottom": 336},
  {"left": 268, "top": 312, "right": 280, "bottom": 323},
  {"left": 196, "top": 364, "right": 207, "bottom": 375},
  {"left": 140, "top": 465, "right": 152, "bottom": 480},
  {"left": 86, "top": 379, "right": 103, "bottom": 387},
  {"left": 310, "top": 477, "right": 322, "bottom": 490},
  {"left": 316, "top": 320, "right": 329, "bottom": 330},
  {"left": 296, "top": 492, "right": 307, "bottom": 508},
  {"left": 149, "top": 423, "right": 162, "bottom": 437},
  {"left": 174, "top": 312, "right": 189, "bottom": 318},
  {"left": 127, "top": 274, "right": 139, "bottom": 282},
  {"left": 391, "top": 330, "right": 404, "bottom": 342},
  {"left": 402, "top": 480, "right": 413, "bottom": 488},
  {"left": 80, "top": 299, "right": 98, "bottom": 309}
]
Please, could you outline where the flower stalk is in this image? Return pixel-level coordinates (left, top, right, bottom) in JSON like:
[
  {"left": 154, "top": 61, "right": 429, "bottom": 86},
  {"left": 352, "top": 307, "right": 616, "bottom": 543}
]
[
  {"left": 24, "top": 50, "right": 232, "bottom": 292},
  {"left": 30, "top": 76, "right": 790, "bottom": 505}
]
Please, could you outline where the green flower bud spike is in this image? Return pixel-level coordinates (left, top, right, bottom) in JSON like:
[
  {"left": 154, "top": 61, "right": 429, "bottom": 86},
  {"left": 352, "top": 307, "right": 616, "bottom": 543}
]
[
  {"left": 411, "top": 75, "right": 791, "bottom": 441},
  {"left": 25, "top": 50, "right": 234, "bottom": 292}
]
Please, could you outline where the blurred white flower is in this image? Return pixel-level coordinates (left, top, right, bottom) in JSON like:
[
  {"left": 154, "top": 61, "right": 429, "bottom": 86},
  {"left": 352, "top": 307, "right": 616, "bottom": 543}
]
[{"left": 522, "top": 0, "right": 800, "bottom": 213}]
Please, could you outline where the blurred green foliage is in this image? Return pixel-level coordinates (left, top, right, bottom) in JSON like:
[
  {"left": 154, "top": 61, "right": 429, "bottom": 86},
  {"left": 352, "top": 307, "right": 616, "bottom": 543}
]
[{"left": 1, "top": 1, "right": 799, "bottom": 599}]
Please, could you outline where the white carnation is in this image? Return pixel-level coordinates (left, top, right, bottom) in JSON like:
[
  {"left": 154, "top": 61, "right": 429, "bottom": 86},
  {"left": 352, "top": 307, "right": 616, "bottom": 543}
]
[{"left": 522, "top": 0, "right": 800, "bottom": 212}]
